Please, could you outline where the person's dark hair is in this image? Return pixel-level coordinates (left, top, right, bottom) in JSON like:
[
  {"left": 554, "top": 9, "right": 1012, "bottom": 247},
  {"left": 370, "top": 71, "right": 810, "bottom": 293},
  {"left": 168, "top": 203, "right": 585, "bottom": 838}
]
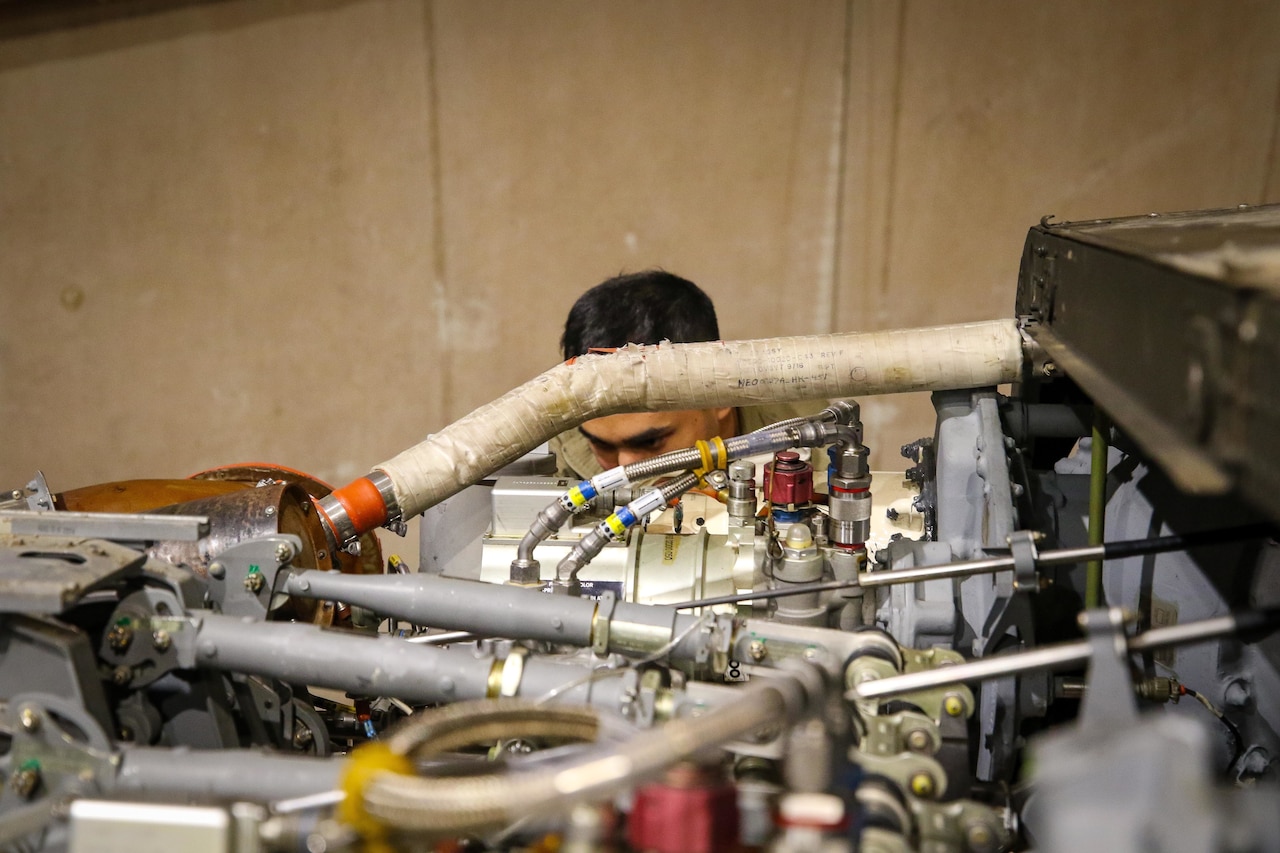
[{"left": 561, "top": 270, "right": 720, "bottom": 359}]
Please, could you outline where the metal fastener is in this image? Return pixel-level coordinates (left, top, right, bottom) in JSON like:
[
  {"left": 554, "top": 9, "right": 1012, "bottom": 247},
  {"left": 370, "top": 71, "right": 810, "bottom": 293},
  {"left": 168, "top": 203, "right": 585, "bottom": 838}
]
[
  {"left": 748, "top": 640, "right": 767, "bottom": 662},
  {"left": 112, "top": 666, "right": 132, "bottom": 686},
  {"left": 264, "top": 506, "right": 276, "bottom": 517},
  {"left": 909, "top": 772, "right": 936, "bottom": 799},
  {"left": 294, "top": 725, "right": 314, "bottom": 750},
  {"left": 209, "top": 561, "right": 226, "bottom": 579},
  {"left": 966, "top": 823, "right": 996, "bottom": 853},
  {"left": 943, "top": 695, "right": 965, "bottom": 717},
  {"left": 106, "top": 623, "right": 134, "bottom": 653},
  {"left": 19, "top": 707, "right": 40, "bottom": 732},
  {"left": 152, "top": 629, "right": 172, "bottom": 652},
  {"left": 905, "top": 729, "right": 932, "bottom": 753},
  {"left": 244, "top": 572, "right": 265, "bottom": 593},
  {"left": 10, "top": 765, "right": 40, "bottom": 799},
  {"left": 275, "top": 542, "right": 294, "bottom": 564}
]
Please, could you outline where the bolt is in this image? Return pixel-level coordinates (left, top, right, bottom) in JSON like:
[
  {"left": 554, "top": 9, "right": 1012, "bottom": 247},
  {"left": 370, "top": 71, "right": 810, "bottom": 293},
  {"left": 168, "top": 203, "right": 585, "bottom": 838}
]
[
  {"left": 943, "top": 695, "right": 965, "bottom": 717},
  {"left": 10, "top": 766, "right": 40, "bottom": 800},
  {"left": 275, "top": 542, "right": 294, "bottom": 564},
  {"left": 209, "top": 561, "right": 226, "bottom": 579},
  {"left": 294, "top": 725, "right": 314, "bottom": 750},
  {"left": 1042, "top": 362, "right": 1057, "bottom": 377},
  {"left": 909, "top": 772, "right": 936, "bottom": 799},
  {"left": 19, "top": 707, "right": 40, "bottom": 732},
  {"left": 152, "top": 629, "right": 172, "bottom": 652},
  {"left": 748, "top": 640, "right": 767, "bottom": 662},
  {"left": 244, "top": 572, "right": 265, "bottom": 593},
  {"left": 905, "top": 729, "right": 932, "bottom": 753},
  {"left": 112, "top": 665, "right": 132, "bottom": 686},
  {"left": 264, "top": 506, "right": 276, "bottom": 517},
  {"left": 966, "top": 823, "right": 997, "bottom": 853},
  {"left": 106, "top": 623, "right": 134, "bottom": 653}
]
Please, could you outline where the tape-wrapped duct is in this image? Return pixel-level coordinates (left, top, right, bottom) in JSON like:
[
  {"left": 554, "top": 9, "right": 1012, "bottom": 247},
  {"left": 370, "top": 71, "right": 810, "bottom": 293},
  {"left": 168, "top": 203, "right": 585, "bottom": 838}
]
[{"left": 378, "top": 319, "right": 1023, "bottom": 521}]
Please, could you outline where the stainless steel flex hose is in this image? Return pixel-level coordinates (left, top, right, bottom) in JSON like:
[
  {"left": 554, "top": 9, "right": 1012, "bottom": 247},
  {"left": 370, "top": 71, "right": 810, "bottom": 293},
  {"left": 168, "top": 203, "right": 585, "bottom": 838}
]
[{"left": 360, "top": 672, "right": 815, "bottom": 834}]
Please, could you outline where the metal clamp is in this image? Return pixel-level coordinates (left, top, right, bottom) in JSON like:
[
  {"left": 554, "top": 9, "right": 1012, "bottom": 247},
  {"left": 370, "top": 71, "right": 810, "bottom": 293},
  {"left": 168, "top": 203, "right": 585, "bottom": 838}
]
[
  {"left": 591, "top": 591, "right": 618, "bottom": 656},
  {"left": 1006, "top": 530, "right": 1042, "bottom": 593}
]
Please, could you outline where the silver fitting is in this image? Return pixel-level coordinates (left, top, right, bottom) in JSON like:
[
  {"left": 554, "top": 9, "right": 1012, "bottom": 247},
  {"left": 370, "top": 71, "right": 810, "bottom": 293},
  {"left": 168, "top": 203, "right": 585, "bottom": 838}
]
[{"left": 367, "top": 470, "right": 404, "bottom": 530}]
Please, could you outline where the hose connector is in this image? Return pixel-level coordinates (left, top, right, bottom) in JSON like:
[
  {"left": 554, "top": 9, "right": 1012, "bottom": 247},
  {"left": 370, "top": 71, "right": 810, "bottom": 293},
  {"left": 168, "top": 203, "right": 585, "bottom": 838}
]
[{"left": 317, "top": 471, "right": 401, "bottom": 548}]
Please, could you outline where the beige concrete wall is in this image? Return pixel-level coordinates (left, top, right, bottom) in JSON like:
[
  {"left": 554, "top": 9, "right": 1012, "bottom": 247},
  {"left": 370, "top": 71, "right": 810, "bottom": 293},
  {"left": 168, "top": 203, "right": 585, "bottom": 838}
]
[{"left": 3, "top": 0, "right": 1279, "bottom": 498}]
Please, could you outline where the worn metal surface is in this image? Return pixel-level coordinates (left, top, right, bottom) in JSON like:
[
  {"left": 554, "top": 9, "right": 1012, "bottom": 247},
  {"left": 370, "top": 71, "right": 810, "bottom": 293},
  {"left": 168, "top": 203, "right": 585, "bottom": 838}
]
[
  {"left": 0, "top": 509, "right": 208, "bottom": 542},
  {"left": 1017, "top": 204, "right": 1280, "bottom": 522},
  {"left": 0, "top": 534, "right": 146, "bottom": 613}
]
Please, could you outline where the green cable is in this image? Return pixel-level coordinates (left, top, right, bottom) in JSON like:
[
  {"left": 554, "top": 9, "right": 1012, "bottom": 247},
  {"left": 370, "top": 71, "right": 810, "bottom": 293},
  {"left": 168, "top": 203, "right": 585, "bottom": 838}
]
[{"left": 1085, "top": 410, "right": 1109, "bottom": 608}]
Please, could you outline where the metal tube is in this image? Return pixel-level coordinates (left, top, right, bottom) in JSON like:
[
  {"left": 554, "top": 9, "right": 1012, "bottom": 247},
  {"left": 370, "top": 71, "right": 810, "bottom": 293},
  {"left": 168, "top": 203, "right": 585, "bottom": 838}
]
[
  {"left": 859, "top": 556, "right": 1017, "bottom": 587},
  {"left": 193, "top": 612, "right": 494, "bottom": 704},
  {"left": 852, "top": 608, "right": 1280, "bottom": 701},
  {"left": 282, "top": 571, "right": 598, "bottom": 647},
  {"left": 1086, "top": 410, "right": 1109, "bottom": 607},
  {"left": 115, "top": 748, "right": 343, "bottom": 801}
]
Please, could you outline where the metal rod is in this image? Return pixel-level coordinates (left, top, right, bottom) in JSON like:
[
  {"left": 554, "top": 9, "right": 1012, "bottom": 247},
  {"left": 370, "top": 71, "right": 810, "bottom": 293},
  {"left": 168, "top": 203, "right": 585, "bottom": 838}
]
[
  {"left": 670, "top": 579, "right": 862, "bottom": 609},
  {"left": 854, "top": 524, "right": 1272, "bottom": 590},
  {"left": 852, "top": 608, "right": 1280, "bottom": 700}
]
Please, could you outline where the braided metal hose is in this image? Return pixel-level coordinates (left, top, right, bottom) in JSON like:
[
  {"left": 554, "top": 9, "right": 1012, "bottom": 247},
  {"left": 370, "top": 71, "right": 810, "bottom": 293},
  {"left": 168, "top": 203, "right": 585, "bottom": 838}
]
[{"left": 361, "top": 676, "right": 807, "bottom": 834}]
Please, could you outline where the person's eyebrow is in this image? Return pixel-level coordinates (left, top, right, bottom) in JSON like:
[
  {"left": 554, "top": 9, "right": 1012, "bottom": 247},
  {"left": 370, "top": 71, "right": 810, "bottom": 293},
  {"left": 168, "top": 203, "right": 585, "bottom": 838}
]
[{"left": 578, "top": 424, "right": 675, "bottom": 451}]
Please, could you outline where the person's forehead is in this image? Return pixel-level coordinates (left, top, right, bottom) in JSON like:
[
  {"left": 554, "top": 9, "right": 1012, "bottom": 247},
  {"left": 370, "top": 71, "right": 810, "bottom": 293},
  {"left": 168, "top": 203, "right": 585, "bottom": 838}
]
[{"left": 582, "top": 410, "right": 706, "bottom": 442}]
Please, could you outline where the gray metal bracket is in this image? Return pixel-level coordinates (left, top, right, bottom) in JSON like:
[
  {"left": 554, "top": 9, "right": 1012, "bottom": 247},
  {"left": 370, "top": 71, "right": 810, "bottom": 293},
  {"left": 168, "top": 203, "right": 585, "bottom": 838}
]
[
  {"left": 205, "top": 534, "right": 301, "bottom": 618},
  {"left": 98, "top": 586, "right": 195, "bottom": 690},
  {"left": 0, "top": 692, "right": 119, "bottom": 845},
  {"left": 1077, "top": 608, "right": 1139, "bottom": 730},
  {"left": 0, "top": 535, "right": 148, "bottom": 615}
]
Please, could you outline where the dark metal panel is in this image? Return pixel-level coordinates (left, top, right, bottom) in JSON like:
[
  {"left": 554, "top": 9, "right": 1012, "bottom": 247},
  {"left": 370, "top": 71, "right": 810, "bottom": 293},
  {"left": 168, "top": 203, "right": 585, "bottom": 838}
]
[{"left": 1016, "top": 204, "right": 1280, "bottom": 524}]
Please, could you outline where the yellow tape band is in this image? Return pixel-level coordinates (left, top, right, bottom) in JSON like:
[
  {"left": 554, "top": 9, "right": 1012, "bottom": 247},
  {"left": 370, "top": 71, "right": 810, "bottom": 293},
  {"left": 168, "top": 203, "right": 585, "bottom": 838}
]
[
  {"left": 338, "top": 741, "right": 414, "bottom": 851},
  {"left": 605, "top": 515, "right": 629, "bottom": 538}
]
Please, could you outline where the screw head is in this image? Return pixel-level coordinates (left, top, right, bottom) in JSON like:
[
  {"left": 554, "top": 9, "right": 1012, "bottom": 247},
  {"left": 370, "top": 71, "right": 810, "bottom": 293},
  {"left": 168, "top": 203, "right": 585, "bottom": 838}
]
[
  {"left": 19, "top": 707, "right": 40, "bottom": 732},
  {"left": 264, "top": 506, "right": 276, "bottom": 517},
  {"left": 909, "top": 772, "right": 936, "bottom": 799},
  {"left": 748, "top": 639, "right": 767, "bottom": 662},
  {"left": 905, "top": 729, "right": 932, "bottom": 753},
  {"left": 10, "top": 766, "right": 40, "bottom": 799},
  {"left": 152, "top": 629, "right": 172, "bottom": 652},
  {"left": 943, "top": 695, "right": 965, "bottom": 717},
  {"left": 208, "top": 561, "right": 226, "bottom": 579}
]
